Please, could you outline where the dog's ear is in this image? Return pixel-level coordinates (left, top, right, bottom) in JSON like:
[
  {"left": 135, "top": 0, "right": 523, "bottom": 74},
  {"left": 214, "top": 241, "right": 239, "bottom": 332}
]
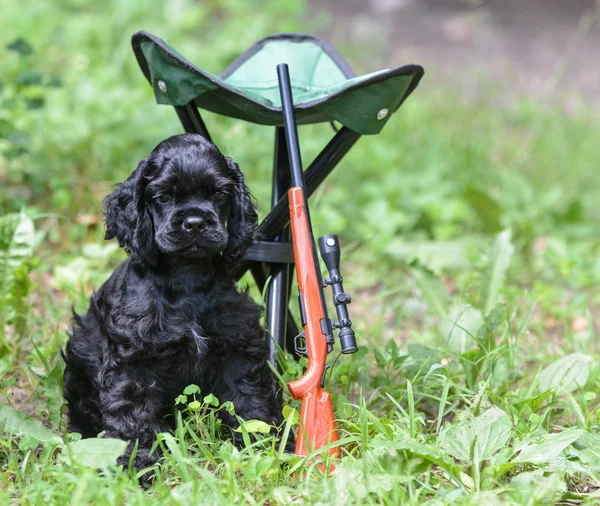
[
  {"left": 223, "top": 157, "right": 258, "bottom": 267},
  {"left": 104, "top": 158, "right": 159, "bottom": 268}
]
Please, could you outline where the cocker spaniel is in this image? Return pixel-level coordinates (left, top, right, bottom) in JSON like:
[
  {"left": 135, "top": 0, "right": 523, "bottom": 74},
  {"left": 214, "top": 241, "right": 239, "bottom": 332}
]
[{"left": 63, "top": 133, "right": 289, "bottom": 481}]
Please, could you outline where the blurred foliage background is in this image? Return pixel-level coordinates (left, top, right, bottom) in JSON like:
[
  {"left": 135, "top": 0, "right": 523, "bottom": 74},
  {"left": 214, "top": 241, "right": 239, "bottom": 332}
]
[
  {"left": 3, "top": 0, "right": 599, "bottom": 243},
  {"left": 2, "top": 0, "right": 599, "bottom": 330}
]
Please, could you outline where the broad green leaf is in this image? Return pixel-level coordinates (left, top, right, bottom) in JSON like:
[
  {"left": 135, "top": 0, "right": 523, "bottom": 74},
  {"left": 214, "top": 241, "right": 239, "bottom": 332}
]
[
  {"left": 370, "top": 440, "right": 463, "bottom": 477},
  {"left": 479, "top": 230, "right": 514, "bottom": 315},
  {"left": 0, "top": 375, "right": 16, "bottom": 388},
  {"left": 7, "top": 37, "right": 33, "bottom": 56},
  {"left": 223, "top": 401, "right": 235, "bottom": 415},
  {"left": 218, "top": 441, "right": 240, "bottom": 466},
  {"left": 374, "top": 339, "right": 406, "bottom": 369},
  {"left": 508, "top": 470, "right": 566, "bottom": 504},
  {"left": 40, "top": 436, "right": 64, "bottom": 464},
  {"left": 234, "top": 419, "right": 273, "bottom": 434},
  {"left": 513, "top": 428, "right": 585, "bottom": 464},
  {"left": 183, "top": 384, "right": 200, "bottom": 395},
  {"left": 410, "top": 265, "right": 450, "bottom": 319},
  {"left": 43, "top": 360, "right": 65, "bottom": 430},
  {"left": 188, "top": 400, "right": 201, "bottom": 411},
  {"left": 385, "top": 239, "right": 471, "bottom": 274},
  {"left": 0, "top": 212, "right": 35, "bottom": 338},
  {"left": 174, "top": 394, "right": 187, "bottom": 405},
  {"left": 282, "top": 405, "right": 300, "bottom": 425},
  {"left": 570, "top": 432, "right": 600, "bottom": 467},
  {"left": 0, "top": 212, "right": 35, "bottom": 272},
  {"left": 440, "top": 407, "right": 512, "bottom": 466},
  {"left": 537, "top": 353, "right": 592, "bottom": 394},
  {"left": 582, "top": 392, "right": 597, "bottom": 402},
  {"left": 0, "top": 405, "right": 59, "bottom": 446},
  {"left": 245, "top": 454, "right": 277, "bottom": 480},
  {"left": 459, "top": 491, "right": 503, "bottom": 506},
  {"left": 81, "top": 242, "right": 119, "bottom": 259},
  {"left": 52, "top": 258, "right": 92, "bottom": 291},
  {"left": 60, "top": 438, "right": 127, "bottom": 468},
  {"left": 9, "top": 261, "right": 33, "bottom": 339},
  {"left": 203, "top": 393, "right": 219, "bottom": 407},
  {"left": 329, "top": 458, "right": 394, "bottom": 500},
  {"left": 464, "top": 185, "right": 503, "bottom": 233},
  {"left": 402, "top": 343, "right": 439, "bottom": 379},
  {"left": 441, "top": 304, "right": 483, "bottom": 354}
]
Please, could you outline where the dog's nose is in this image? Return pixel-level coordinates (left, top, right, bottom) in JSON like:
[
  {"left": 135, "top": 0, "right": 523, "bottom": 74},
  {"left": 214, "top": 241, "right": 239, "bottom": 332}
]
[{"left": 183, "top": 216, "right": 206, "bottom": 233}]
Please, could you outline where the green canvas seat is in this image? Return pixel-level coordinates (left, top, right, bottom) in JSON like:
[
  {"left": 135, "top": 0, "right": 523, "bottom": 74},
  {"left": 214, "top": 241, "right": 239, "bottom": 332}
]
[{"left": 132, "top": 31, "right": 424, "bottom": 135}]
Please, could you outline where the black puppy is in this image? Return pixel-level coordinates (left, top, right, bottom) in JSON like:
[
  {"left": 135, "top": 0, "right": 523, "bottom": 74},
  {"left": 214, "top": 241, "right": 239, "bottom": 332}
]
[{"left": 63, "top": 133, "right": 288, "bottom": 478}]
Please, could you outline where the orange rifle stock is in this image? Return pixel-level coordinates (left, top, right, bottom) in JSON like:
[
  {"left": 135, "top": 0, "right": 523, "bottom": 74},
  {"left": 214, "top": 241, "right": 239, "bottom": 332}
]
[
  {"left": 287, "top": 185, "right": 339, "bottom": 462},
  {"left": 277, "top": 64, "right": 358, "bottom": 468}
]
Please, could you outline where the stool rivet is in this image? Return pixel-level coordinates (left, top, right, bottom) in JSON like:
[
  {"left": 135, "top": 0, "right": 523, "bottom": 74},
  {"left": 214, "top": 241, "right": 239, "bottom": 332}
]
[
  {"left": 326, "top": 237, "right": 336, "bottom": 247},
  {"left": 377, "top": 108, "right": 388, "bottom": 120},
  {"left": 158, "top": 80, "right": 168, "bottom": 93}
]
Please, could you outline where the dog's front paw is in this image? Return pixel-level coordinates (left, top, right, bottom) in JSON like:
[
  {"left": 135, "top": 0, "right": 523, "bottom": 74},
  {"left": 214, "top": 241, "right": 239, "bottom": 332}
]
[{"left": 117, "top": 446, "right": 159, "bottom": 488}]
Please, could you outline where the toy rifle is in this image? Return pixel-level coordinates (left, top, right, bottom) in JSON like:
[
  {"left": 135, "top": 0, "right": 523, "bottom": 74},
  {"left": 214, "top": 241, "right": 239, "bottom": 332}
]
[{"left": 277, "top": 63, "right": 358, "bottom": 467}]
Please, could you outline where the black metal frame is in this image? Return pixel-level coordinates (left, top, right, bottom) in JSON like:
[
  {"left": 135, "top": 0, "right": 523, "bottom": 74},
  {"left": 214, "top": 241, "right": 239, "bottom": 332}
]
[{"left": 175, "top": 102, "right": 362, "bottom": 362}]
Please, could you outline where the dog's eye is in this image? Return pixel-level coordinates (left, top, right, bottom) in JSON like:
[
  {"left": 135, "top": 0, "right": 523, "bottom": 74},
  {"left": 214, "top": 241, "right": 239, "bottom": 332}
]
[
  {"left": 154, "top": 194, "right": 172, "bottom": 204},
  {"left": 212, "top": 192, "right": 228, "bottom": 204}
]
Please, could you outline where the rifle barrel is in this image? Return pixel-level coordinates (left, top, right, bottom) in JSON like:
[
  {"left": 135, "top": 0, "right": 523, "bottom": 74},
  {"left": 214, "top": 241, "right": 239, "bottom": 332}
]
[{"left": 277, "top": 64, "right": 304, "bottom": 188}]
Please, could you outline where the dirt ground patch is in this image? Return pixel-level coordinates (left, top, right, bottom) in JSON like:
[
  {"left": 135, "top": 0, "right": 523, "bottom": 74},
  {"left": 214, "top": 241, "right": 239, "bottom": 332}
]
[{"left": 313, "top": 0, "right": 600, "bottom": 105}]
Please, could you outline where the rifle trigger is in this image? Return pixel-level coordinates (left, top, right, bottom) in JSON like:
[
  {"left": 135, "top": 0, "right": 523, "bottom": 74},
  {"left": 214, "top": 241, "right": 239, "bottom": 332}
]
[
  {"left": 320, "top": 364, "right": 331, "bottom": 388},
  {"left": 293, "top": 332, "right": 308, "bottom": 356}
]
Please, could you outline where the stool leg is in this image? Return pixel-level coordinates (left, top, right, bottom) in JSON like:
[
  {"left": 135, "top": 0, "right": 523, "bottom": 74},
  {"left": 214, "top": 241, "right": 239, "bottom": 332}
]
[
  {"left": 266, "top": 127, "right": 295, "bottom": 367},
  {"left": 250, "top": 263, "right": 298, "bottom": 360},
  {"left": 266, "top": 260, "right": 292, "bottom": 365}
]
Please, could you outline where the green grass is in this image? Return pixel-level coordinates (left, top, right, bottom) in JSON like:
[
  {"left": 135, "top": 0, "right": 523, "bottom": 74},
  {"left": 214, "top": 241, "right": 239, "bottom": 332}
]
[{"left": 2, "top": 0, "right": 600, "bottom": 504}]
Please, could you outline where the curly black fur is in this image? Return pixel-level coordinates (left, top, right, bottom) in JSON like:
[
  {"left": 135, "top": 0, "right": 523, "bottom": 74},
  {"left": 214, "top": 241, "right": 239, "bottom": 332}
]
[{"left": 63, "top": 134, "right": 291, "bottom": 483}]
